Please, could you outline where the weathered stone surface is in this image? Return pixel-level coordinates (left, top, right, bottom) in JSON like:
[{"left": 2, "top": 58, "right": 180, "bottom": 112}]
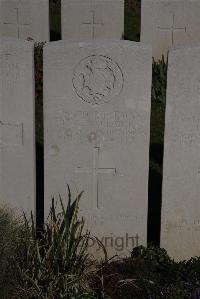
[
  {"left": 0, "top": 38, "right": 35, "bottom": 214},
  {"left": 161, "top": 44, "right": 200, "bottom": 260},
  {"left": 61, "top": 0, "right": 124, "bottom": 40},
  {"left": 44, "top": 40, "right": 152, "bottom": 257},
  {"left": 141, "top": 0, "right": 200, "bottom": 60},
  {"left": 0, "top": 0, "right": 49, "bottom": 42}
]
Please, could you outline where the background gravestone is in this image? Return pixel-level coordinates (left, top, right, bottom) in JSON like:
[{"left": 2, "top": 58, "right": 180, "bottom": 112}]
[
  {"left": 141, "top": 0, "right": 200, "bottom": 60},
  {"left": 44, "top": 40, "right": 152, "bottom": 256},
  {"left": 0, "top": 38, "right": 35, "bottom": 214},
  {"left": 161, "top": 44, "right": 200, "bottom": 260},
  {"left": 0, "top": 0, "right": 49, "bottom": 42},
  {"left": 61, "top": 0, "right": 124, "bottom": 40}
]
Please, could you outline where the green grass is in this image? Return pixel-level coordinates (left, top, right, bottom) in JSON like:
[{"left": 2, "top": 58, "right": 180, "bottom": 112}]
[
  {"left": 100, "top": 246, "right": 200, "bottom": 298},
  {"left": 0, "top": 206, "right": 27, "bottom": 298},
  {"left": 1, "top": 202, "right": 200, "bottom": 299},
  {"left": 0, "top": 189, "right": 110, "bottom": 299},
  {"left": 3, "top": 202, "right": 200, "bottom": 299}
]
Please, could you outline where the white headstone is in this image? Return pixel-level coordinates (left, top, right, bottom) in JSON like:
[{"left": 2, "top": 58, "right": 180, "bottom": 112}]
[
  {"left": 44, "top": 40, "right": 152, "bottom": 257},
  {"left": 0, "top": 0, "right": 49, "bottom": 42},
  {"left": 141, "top": 0, "right": 200, "bottom": 60},
  {"left": 0, "top": 38, "right": 35, "bottom": 214},
  {"left": 161, "top": 44, "right": 200, "bottom": 260},
  {"left": 61, "top": 0, "right": 124, "bottom": 40}
]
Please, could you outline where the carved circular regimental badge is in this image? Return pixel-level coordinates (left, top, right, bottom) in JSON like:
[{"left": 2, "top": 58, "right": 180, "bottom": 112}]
[{"left": 73, "top": 55, "right": 124, "bottom": 105}]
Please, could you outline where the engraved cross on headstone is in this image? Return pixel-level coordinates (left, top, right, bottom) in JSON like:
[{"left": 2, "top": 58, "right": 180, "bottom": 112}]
[
  {"left": 158, "top": 13, "right": 187, "bottom": 46},
  {"left": 3, "top": 7, "right": 31, "bottom": 39},
  {"left": 82, "top": 10, "right": 103, "bottom": 39},
  {"left": 76, "top": 147, "right": 116, "bottom": 208}
]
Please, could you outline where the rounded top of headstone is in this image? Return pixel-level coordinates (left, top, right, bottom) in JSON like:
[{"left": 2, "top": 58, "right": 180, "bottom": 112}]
[{"left": 44, "top": 40, "right": 152, "bottom": 52}]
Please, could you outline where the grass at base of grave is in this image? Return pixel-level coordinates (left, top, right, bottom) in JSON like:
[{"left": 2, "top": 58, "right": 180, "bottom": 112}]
[
  {"left": 98, "top": 246, "right": 200, "bottom": 299},
  {"left": 1, "top": 197, "right": 200, "bottom": 299},
  {"left": 0, "top": 189, "right": 111, "bottom": 299}
]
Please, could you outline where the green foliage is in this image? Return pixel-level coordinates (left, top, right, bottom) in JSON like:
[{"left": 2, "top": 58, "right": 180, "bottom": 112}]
[
  {"left": 104, "top": 246, "right": 200, "bottom": 299},
  {"left": 10, "top": 187, "right": 101, "bottom": 299},
  {"left": 0, "top": 206, "right": 30, "bottom": 298},
  {"left": 2, "top": 203, "right": 200, "bottom": 298},
  {"left": 34, "top": 43, "right": 44, "bottom": 100},
  {"left": 34, "top": 43, "right": 44, "bottom": 146},
  {"left": 131, "top": 245, "right": 171, "bottom": 265},
  {"left": 148, "top": 56, "right": 168, "bottom": 248},
  {"left": 150, "top": 55, "right": 167, "bottom": 146},
  {"left": 152, "top": 56, "right": 168, "bottom": 105},
  {"left": 149, "top": 56, "right": 168, "bottom": 182},
  {"left": 0, "top": 189, "right": 112, "bottom": 299},
  {"left": 150, "top": 56, "right": 168, "bottom": 146}
]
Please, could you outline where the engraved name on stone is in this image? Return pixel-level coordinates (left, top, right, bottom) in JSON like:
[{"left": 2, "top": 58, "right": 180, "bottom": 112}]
[{"left": 49, "top": 110, "right": 144, "bottom": 146}]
